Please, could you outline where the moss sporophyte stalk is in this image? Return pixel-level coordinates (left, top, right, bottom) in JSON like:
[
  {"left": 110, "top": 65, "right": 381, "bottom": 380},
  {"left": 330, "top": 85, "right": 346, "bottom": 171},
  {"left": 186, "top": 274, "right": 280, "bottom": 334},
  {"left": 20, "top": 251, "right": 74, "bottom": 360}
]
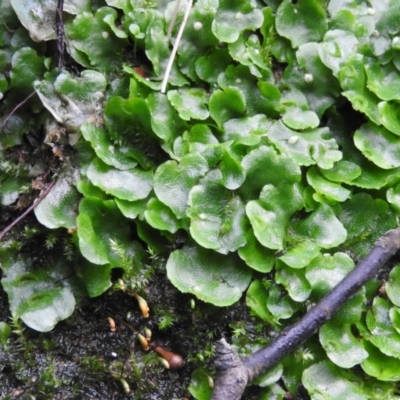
[{"left": 2, "top": 0, "right": 400, "bottom": 398}]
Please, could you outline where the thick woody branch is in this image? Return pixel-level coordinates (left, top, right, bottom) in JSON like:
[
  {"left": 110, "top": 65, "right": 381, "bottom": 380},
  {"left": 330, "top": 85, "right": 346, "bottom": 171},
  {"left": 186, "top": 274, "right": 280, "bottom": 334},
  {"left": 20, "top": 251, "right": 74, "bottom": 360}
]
[{"left": 211, "top": 227, "right": 400, "bottom": 400}]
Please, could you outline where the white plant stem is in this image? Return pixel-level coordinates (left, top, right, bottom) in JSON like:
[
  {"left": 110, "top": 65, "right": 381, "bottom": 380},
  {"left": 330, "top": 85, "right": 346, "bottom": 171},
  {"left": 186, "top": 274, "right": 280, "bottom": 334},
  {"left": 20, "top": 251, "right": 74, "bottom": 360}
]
[
  {"left": 161, "top": 0, "right": 192, "bottom": 94},
  {"left": 167, "top": 0, "right": 182, "bottom": 40}
]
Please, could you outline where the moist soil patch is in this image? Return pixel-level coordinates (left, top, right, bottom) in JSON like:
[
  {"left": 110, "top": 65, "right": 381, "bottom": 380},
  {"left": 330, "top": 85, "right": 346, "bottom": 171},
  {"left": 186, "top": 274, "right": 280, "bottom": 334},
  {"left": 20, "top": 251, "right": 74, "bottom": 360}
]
[{"left": 0, "top": 267, "right": 264, "bottom": 399}]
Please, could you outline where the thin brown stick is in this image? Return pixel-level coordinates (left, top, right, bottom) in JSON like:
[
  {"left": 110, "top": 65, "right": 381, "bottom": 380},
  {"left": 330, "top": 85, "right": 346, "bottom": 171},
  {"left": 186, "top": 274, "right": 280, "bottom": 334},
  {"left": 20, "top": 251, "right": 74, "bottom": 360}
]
[
  {"left": 0, "top": 180, "right": 56, "bottom": 241},
  {"left": 0, "top": 91, "right": 36, "bottom": 132},
  {"left": 55, "top": 0, "right": 66, "bottom": 68},
  {"left": 211, "top": 227, "right": 400, "bottom": 399}
]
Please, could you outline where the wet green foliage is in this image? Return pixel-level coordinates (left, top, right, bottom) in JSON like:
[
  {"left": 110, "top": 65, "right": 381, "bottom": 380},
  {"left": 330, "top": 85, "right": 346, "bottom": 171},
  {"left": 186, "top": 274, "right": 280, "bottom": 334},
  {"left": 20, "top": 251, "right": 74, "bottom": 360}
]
[{"left": 2, "top": 0, "right": 400, "bottom": 398}]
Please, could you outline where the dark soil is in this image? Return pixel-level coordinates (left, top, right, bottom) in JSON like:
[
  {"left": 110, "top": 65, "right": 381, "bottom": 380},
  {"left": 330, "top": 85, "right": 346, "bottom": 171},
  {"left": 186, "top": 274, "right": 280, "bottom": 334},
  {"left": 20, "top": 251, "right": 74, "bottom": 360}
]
[{"left": 0, "top": 262, "right": 264, "bottom": 399}]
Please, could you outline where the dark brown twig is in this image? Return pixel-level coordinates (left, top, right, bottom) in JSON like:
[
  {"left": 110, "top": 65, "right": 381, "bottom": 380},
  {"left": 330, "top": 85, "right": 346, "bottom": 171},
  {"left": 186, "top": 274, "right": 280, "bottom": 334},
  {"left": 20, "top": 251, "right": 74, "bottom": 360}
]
[
  {"left": 0, "top": 91, "right": 36, "bottom": 132},
  {"left": 0, "top": 181, "right": 56, "bottom": 241},
  {"left": 211, "top": 227, "right": 400, "bottom": 400},
  {"left": 55, "top": 0, "right": 66, "bottom": 68}
]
